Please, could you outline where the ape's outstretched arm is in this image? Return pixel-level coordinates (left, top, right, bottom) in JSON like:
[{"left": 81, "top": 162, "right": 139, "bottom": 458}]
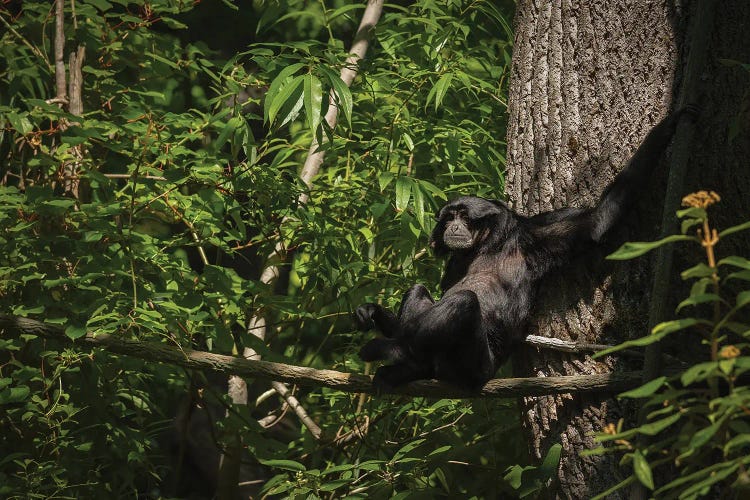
[
  {"left": 591, "top": 107, "right": 695, "bottom": 241},
  {"left": 527, "top": 107, "right": 695, "bottom": 278}
]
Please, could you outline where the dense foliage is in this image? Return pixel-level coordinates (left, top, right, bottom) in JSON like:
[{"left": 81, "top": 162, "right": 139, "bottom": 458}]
[
  {"left": 590, "top": 192, "right": 750, "bottom": 499},
  {"left": 0, "top": 0, "right": 541, "bottom": 497}
]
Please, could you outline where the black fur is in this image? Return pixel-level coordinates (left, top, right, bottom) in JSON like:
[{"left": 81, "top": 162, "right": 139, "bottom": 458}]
[{"left": 355, "top": 108, "right": 695, "bottom": 390}]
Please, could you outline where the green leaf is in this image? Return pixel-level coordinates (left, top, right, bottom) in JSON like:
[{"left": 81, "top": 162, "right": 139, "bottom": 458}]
[
  {"left": 320, "top": 67, "right": 352, "bottom": 127},
  {"left": 724, "top": 434, "right": 750, "bottom": 454},
  {"left": 719, "top": 220, "right": 750, "bottom": 238},
  {"left": 590, "top": 476, "right": 637, "bottom": 500},
  {"left": 738, "top": 290, "right": 750, "bottom": 308},
  {"left": 653, "top": 318, "right": 706, "bottom": 336},
  {"left": 690, "top": 416, "right": 727, "bottom": 449},
  {"left": 257, "top": 459, "right": 306, "bottom": 472},
  {"left": 65, "top": 324, "right": 87, "bottom": 340},
  {"left": 680, "top": 263, "right": 716, "bottom": 280},
  {"left": 413, "top": 182, "right": 426, "bottom": 228},
  {"left": 393, "top": 438, "right": 425, "bottom": 460},
  {"left": 676, "top": 206, "right": 707, "bottom": 220},
  {"left": 539, "top": 443, "right": 562, "bottom": 475},
  {"left": 378, "top": 172, "right": 395, "bottom": 191},
  {"left": 725, "top": 270, "right": 750, "bottom": 282},
  {"left": 655, "top": 460, "right": 737, "bottom": 497},
  {"left": 332, "top": 78, "right": 352, "bottom": 127},
  {"left": 719, "top": 256, "right": 750, "bottom": 270},
  {"left": 619, "top": 376, "right": 666, "bottom": 398},
  {"left": 264, "top": 63, "right": 305, "bottom": 123},
  {"left": 395, "top": 177, "right": 412, "bottom": 211},
  {"left": 432, "top": 73, "right": 453, "bottom": 111},
  {"left": 593, "top": 318, "right": 707, "bottom": 358},
  {"left": 6, "top": 111, "right": 33, "bottom": 135},
  {"left": 677, "top": 462, "right": 739, "bottom": 498},
  {"left": 0, "top": 385, "right": 30, "bottom": 404},
  {"left": 303, "top": 73, "right": 323, "bottom": 134},
  {"left": 268, "top": 75, "right": 305, "bottom": 127},
  {"left": 427, "top": 445, "right": 452, "bottom": 457},
  {"left": 638, "top": 412, "right": 682, "bottom": 436},
  {"left": 633, "top": 450, "right": 654, "bottom": 490},
  {"left": 676, "top": 293, "right": 722, "bottom": 312},
  {"left": 606, "top": 235, "right": 696, "bottom": 260},
  {"left": 327, "top": 4, "right": 365, "bottom": 22},
  {"left": 146, "top": 51, "right": 179, "bottom": 69},
  {"left": 681, "top": 361, "right": 718, "bottom": 385},
  {"left": 681, "top": 217, "right": 703, "bottom": 235}
]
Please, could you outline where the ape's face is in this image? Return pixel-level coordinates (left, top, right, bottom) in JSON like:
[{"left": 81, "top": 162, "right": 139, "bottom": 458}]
[{"left": 430, "top": 197, "right": 510, "bottom": 255}]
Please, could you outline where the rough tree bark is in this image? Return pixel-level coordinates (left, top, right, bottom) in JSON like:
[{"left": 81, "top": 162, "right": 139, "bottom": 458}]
[
  {"left": 506, "top": 1, "right": 682, "bottom": 498},
  {"left": 508, "top": 1, "right": 750, "bottom": 497}
]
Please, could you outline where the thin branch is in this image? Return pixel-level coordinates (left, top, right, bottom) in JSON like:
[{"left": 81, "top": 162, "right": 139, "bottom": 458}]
[
  {"left": 63, "top": 45, "right": 85, "bottom": 198},
  {"left": 0, "top": 315, "right": 648, "bottom": 398},
  {"left": 102, "top": 173, "right": 168, "bottom": 181},
  {"left": 54, "top": 0, "right": 67, "bottom": 101},
  {"left": 523, "top": 335, "right": 615, "bottom": 354},
  {"left": 270, "top": 381, "right": 322, "bottom": 439}
]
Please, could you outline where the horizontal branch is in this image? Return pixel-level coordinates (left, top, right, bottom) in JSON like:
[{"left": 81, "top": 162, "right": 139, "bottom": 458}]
[
  {"left": 0, "top": 315, "right": 644, "bottom": 398},
  {"left": 523, "top": 334, "right": 615, "bottom": 353}
]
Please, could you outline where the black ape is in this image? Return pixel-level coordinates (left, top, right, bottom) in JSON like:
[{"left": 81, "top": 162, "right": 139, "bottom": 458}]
[{"left": 355, "top": 108, "right": 693, "bottom": 390}]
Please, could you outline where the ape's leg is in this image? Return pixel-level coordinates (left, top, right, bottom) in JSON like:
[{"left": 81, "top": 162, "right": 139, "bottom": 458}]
[
  {"left": 359, "top": 337, "right": 406, "bottom": 362},
  {"left": 355, "top": 284, "right": 434, "bottom": 337},
  {"left": 357, "top": 284, "right": 435, "bottom": 363},
  {"left": 371, "top": 360, "right": 432, "bottom": 391},
  {"left": 397, "top": 284, "right": 435, "bottom": 324},
  {"left": 365, "top": 290, "right": 488, "bottom": 389},
  {"left": 409, "top": 290, "right": 481, "bottom": 350}
]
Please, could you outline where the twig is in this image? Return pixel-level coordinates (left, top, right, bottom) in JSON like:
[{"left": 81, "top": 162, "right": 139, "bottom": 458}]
[
  {"left": 102, "top": 173, "right": 168, "bottom": 181},
  {"left": 523, "top": 335, "right": 614, "bottom": 353},
  {"left": 270, "top": 381, "right": 322, "bottom": 439},
  {"left": 54, "top": 0, "right": 66, "bottom": 102}
]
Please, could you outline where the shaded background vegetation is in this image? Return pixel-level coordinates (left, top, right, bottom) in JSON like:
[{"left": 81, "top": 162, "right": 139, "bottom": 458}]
[{"left": 1, "top": 0, "right": 535, "bottom": 497}]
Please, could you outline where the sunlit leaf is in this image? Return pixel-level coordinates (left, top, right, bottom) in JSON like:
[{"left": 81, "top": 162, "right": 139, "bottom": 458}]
[
  {"left": 719, "top": 256, "right": 750, "bottom": 270},
  {"left": 303, "top": 73, "right": 323, "bottom": 134},
  {"left": 606, "top": 235, "right": 696, "bottom": 260},
  {"left": 719, "top": 220, "right": 750, "bottom": 238},
  {"left": 619, "top": 376, "right": 667, "bottom": 399},
  {"left": 633, "top": 451, "right": 654, "bottom": 490},
  {"left": 395, "top": 176, "right": 412, "bottom": 211}
]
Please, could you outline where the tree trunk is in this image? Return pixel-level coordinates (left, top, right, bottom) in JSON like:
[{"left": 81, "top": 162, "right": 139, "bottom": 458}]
[{"left": 506, "top": 1, "right": 681, "bottom": 497}]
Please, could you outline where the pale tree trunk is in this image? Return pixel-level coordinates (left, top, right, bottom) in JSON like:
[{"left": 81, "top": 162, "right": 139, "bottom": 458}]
[
  {"left": 506, "top": 1, "right": 680, "bottom": 498},
  {"left": 507, "top": 0, "right": 750, "bottom": 497}
]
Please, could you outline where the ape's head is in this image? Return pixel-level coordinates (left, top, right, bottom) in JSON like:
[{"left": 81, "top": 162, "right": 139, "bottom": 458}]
[{"left": 430, "top": 196, "right": 514, "bottom": 256}]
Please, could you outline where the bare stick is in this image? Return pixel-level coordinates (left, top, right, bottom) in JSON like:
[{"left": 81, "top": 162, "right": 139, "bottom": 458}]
[
  {"left": 523, "top": 335, "right": 614, "bottom": 353},
  {"left": 54, "top": 0, "right": 67, "bottom": 101},
  {"left": 63, "top": 45, "right": 85, "bottom": 198}
]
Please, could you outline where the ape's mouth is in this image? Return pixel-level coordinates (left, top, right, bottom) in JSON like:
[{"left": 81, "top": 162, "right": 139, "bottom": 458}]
[{"left": 443, "top": 234, "right": 474, "bottom": 249}]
